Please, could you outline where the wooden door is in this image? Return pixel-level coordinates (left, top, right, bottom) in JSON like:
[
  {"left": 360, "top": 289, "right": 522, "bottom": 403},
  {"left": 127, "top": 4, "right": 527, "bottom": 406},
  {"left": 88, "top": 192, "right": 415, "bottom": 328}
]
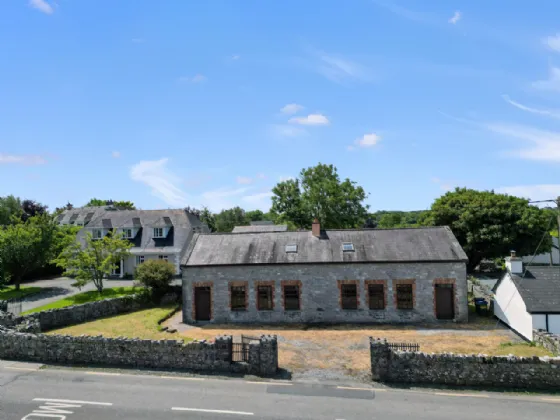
[
  {"left": 194, "top": 287, "right": 211, "bottom": 321},
  {"left": 435, "top": 285, "right": 454, "bottom": 320}
]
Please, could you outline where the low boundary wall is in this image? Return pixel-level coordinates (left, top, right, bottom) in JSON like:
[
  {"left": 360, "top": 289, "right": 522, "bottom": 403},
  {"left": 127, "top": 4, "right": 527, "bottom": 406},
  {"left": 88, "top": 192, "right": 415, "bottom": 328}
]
[
  {"left": 534, "top": 329, "right": 560, "bottom": 356},
  {"left": 370, "top": 338, "right": 560, "bottom": 390}
]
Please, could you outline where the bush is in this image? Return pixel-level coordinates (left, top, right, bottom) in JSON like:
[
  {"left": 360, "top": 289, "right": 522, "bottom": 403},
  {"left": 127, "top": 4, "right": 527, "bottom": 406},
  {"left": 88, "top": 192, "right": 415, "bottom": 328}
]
[{"left": 135, "top": 260, "right": 175, "bottom": 293}]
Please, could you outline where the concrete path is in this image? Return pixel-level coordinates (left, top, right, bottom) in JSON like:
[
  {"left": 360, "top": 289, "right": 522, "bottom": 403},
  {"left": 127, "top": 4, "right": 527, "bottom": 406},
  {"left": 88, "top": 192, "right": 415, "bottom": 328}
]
[
  {"left": 17, "top": 277, "right": 135, "bottom": 312},
  {"left": 1, "top": 364, "right": 559, "bottom": 419}
]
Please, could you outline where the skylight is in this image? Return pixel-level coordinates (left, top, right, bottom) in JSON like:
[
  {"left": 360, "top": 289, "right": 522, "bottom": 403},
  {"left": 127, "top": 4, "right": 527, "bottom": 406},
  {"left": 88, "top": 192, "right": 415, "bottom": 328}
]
[
  {"left": 342, "top": 243, "right": 355, "bottom": 252},
  {"left": 285, "top": 244, "right": 298, "bottom": 253}
]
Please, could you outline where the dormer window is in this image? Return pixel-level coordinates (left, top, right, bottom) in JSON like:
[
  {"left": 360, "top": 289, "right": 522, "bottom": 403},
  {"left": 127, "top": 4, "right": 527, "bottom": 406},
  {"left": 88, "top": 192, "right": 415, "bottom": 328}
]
[
  {"left": 342, "top": 242, "right": 354, "bottom": 252},
  {"left": 153, "top": 227, "right": 164, "bottom": 238},
  {"left": 92, "top": 229, "right": 103, "bottom": 240},
  {"left": 123, "top": 228, "right": 133, "bottom": 239},
  {"left": 285, "top": 244, "right": 298, "bottom": 253}
]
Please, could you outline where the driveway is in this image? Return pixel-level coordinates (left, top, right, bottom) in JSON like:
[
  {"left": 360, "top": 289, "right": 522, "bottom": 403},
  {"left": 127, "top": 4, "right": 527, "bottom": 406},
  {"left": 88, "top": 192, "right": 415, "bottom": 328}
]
[{"left": 18, "top": 277, "right": 135, "bottom": 312}]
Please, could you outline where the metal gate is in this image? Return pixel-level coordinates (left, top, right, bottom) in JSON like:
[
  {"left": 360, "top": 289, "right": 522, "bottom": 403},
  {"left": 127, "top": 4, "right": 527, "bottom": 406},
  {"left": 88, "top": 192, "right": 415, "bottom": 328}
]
[{"left": 232, "top": 335, "right": 260, "bottom": 362}]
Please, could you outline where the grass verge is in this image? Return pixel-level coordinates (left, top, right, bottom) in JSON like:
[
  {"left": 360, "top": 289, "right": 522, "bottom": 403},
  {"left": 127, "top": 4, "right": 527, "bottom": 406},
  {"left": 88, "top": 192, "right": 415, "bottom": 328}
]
[
  {"left": 48, "top": 306, "right": 189, "bottom": 341},
  {"left": 23, "top": 286, "right": 139, "bottom": 314},
  {"left": 0, "top": 286, "right": 43, "bottom": 301}
]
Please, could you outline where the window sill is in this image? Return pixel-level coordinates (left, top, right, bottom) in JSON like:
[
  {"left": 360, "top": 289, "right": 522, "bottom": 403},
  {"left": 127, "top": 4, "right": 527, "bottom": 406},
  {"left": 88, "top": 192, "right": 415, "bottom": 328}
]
[
  {"left": 231, "top": 308, "right": 247, "bottom": 312},
  {"left": 284, "top": 309, "right": 301, "bottom": 312},
  {"left": 341, "top": 308, "right": 359, "bottom": 311},
  {"left": 397, "top": 308, "right": 414, "bottom": 311},
  {"left": 257, "top": 309, "right": 274, "bottom": 312}
]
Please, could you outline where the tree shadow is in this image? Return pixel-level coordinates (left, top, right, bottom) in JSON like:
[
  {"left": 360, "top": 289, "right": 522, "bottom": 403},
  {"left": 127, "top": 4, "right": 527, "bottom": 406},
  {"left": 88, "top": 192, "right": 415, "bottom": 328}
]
[{"left": 19, "top": 287, "right": 71, "bottom": 303}]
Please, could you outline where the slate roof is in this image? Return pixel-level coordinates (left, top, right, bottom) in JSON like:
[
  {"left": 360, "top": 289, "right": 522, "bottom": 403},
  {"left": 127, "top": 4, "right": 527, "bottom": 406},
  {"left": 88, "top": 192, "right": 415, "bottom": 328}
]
[
  {"left": 76, "top": 209, "right": 209, "bottom": 253},
  {"left": 231, "top": 224, "right": 288, "bottom": 233},
  {"left": 58, "top": 206, "right": 107, "bottom": 226},
  {"left": 509, "top": 267, "right": 560, "bottom": 313},
  {"left": 182, "top": 226, "right": 467, "bottom": 267}
]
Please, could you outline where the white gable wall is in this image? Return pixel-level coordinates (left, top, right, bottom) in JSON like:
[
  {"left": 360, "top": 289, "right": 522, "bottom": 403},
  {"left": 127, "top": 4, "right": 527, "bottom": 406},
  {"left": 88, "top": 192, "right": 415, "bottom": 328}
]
[{"left": 493, "top": 273, "right": 534, "bottom": 340}]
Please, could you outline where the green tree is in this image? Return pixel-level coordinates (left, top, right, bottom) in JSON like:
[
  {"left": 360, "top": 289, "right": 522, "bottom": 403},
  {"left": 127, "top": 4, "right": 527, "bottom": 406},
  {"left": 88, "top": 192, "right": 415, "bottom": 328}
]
[
  {"left": 426, "top": 188, "right": 553, "bottom": 272},
  {"left": 55, "top": 231, "right": 132, "bottom": 293},
  {"left": 135, "top": 259, "right": 175, "bottom": 293},
  {"left": 85, "top": 198, "right": 135, "bottom": 209},
  {"left": 245, "top": 210, "right": 265, "bottom": 222},
  {"left": 271, "top": 163, "right": 369, "bottom": 229},
  {"left": 199, "top": 206, "right": 216, "bottom": 232},
  {"left": 214, "top": 206, "right": 249, "bottom": 232},
  {"left": 378, "top": 213, "right": 403, "bottom": 228},
  {"left": 0, "top": 215, "right": 58, "bottom": 290},
  {"left": 0, "top": 195, "right": 22, "bottom": 225}
]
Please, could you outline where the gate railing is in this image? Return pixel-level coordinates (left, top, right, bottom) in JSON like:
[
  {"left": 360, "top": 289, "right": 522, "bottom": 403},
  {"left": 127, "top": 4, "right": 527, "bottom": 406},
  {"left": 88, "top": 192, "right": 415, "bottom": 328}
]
[
  {"left": 232, "top": 335, "right": 260, "bottom": 362},
  {"left": 388, "top": 341, "right": 420, "bottom": 352}
]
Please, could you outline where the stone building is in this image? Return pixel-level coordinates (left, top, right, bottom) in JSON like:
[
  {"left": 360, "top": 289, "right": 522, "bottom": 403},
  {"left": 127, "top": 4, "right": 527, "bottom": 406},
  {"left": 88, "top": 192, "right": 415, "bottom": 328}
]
[{"left": 181, "top": 220, "right": 468, "bottom": 324}]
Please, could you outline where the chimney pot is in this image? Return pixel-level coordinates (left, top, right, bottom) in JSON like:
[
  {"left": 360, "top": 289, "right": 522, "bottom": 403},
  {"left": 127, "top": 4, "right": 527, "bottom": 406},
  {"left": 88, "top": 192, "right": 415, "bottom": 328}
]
[
  {"left": 510, "top": 250, "right": 516, "bottom": 258},
  {"left": 312, "top": 218, "right": 321, "bottom": 237}
]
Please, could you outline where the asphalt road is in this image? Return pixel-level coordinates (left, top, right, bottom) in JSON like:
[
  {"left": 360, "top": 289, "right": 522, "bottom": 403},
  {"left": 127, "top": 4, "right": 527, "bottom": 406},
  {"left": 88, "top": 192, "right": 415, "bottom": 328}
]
[{"left": 1, "top": 363, "right": 559, "bottom": 419}]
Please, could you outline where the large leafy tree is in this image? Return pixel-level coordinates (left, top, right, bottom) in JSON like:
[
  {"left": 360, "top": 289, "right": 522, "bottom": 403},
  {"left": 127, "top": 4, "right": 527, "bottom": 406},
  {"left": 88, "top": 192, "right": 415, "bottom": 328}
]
[
  {"left": 426, "top": 188, "right": 553, "bottom": 272},
  {"left": 271, "top": 163, "right": 369, "bottom": 229},
  {"left": 198, "top": 206, "right": 216, "bottom": 232},
  {"left": 55, "top": 232, "right": 132, "bottom": 293},
  {"left": 21, "top": 199, "right": 48, "bottom": 222},
  {"left": 85, "top": 198, "right": 136, "bottom": 210},
  {"left": 0, "top": 195, "right": 22, "bottom": 225},
  {"left": 0, "top": 215, "right": 58, "bottom": 290},
  {"left": 214, "top": 206, "right": 249, "bottom": 232}
]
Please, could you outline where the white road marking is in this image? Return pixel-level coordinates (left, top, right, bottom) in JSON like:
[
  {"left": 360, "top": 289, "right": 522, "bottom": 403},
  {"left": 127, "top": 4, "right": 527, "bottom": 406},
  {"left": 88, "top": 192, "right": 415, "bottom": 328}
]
[
  {"left": 33, "top": 398, "right": 113, "bottom": 406},
  {"left": 336, "top": 386, "right": 374, "bottom": 391},
  {"left": 5, "top": 367, "right": 36, "bottom": 371},
  {"left": 84, "top": 371, "right": 121, "bottom": 376},
  {"left": 160, "top": 375, "right": 205, "bottom": 381},
  {"left": 172, "top": 407, "right": 254, "bottom": 416},
  {"left": 434, "top": 392, "right": 489, "bottom": 398},
  {"left": 246, "top": 381, "right": 292, "bottom": 386}
]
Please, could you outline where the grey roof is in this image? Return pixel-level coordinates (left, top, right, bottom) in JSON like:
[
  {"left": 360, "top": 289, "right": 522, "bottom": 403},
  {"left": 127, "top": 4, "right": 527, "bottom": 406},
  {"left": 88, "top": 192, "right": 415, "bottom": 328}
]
[
  {"left": 509, "top": 267, "right": 560, "bottom": 313},
  {"left": 232, "top": 224, "right": 288, "bottom": 233},
  {"left": 183, "top": 226, "right": 467, "bottom": 267},
  {"left": 58, "top": 207, "right": 107, "bottom": 226},
  {"left": 250, "top": 221, "right": 275, "bottom": 226},
  {"left": 77, "top": 209, "right": 210, "bottom": 253}
]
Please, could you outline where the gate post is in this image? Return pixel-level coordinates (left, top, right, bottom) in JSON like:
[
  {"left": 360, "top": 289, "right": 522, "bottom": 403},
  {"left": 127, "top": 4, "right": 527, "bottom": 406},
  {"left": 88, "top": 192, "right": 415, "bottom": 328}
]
[
  {"left": 215, "top": 335, "right": 233, "bottom": 363},
  {"left": 370, "top": 337, "right": 391, "bottom": 381}
]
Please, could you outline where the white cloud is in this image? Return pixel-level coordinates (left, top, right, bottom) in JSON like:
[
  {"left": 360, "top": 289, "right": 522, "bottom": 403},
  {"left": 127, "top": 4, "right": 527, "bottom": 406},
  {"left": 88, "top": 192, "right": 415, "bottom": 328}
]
[
  {"left": 485, "top": 123, "right": 560, "bottom": 162},
  {"left": 130, "top": 158, "right": 188, "bottom": 207},
  {"left": 281, "top": 103, "right": 304, "bottom": 115},
  {"left": 532, "top": 67, "right": 560, "bottom": 92},
  {"left": 0, "top": 154, "right": 47, "bottom": 165},
  {"left": 543, "top": 33, "right": 560, "bottom": 52},
  {"left": 372, "top": 1, "right": 428, "bottom": 23},
  {"left": 257, "top": 173, "right": 267, "bottom": 179},
  {"left": 236, "top": 176, "right": 253, "bottom": 185},
  {"left": 502, "top": 95, "right": 560, "bottom": 119},
  {"left": 111, "top": 151, "right": 121, "bottom": 158},
  {"left": 279, "top": 175, "right": 295, "bottom": 182},
  {"left": 242, "top": 192, "right": 274, "bottom": 211},
  {"left": 315, "top": 52, "right": 371, "bottom": 84},
  {"left": 232, "top": 55, "right": 240, "bottom": 60},
  {"left": 496, "top": 184, "right": 560, "bottom": 203},
  {"left": 29, "top": 0, "right": 53, "bottom": 14},
  {"left": 178, "top": 74, "right": 207, "bottom": 84},
  {"left": 430, "top": 177, "right": 453, "bottom": 192},
  {"left": 289, "top": 113, "right": 329, "bottom": 126},
  {"left": 269, "top": 124, "right": 307, "bottom": 138},
  {"left": 448, "top": 11, "right": 461, "bottom": 24},
  {"left": 350, "top": 133, "right": 381, "bottom": 149}
]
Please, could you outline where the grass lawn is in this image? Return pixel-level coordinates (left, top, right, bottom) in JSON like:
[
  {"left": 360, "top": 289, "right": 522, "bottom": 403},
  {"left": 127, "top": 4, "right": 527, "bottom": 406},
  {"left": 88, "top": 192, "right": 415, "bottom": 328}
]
[
  {"left": 48, "top": 306, "right": 184, "bottom": 341},
  {"left": 23, "top": 286, "right": 139, "bottom": 314},
  {"left": 0, "top": 286, "right": 42, "bottom": 301}
]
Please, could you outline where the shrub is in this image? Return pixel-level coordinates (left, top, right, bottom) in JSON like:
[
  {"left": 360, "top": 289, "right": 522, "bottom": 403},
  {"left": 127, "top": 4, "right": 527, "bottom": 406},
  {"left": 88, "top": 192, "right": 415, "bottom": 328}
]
[{"left": 135, "top": 260, "right": 175, "bottom": 293}]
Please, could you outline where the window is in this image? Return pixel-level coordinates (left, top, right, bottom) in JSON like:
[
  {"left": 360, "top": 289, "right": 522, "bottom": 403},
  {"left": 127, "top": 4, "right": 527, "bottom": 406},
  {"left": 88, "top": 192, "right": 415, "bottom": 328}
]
[
  {"left": 158, "top": 255, "right": 168, "bottom": 261},
  {"left": 123, "top": 228, "right": 133, "bottom": 238},
  {"left": 153, "top": 227, "right": 164, "bottom": 238},
  {"left": 342, "top": 243, "right": 355, "bottom": 252},
  {"left": 258, "top": 286, "right": 273, "bottom": 311},
  {"left": 136, "top": 255, "right": 145, "bottom": 265},
  {"left": 230, "top": 286, "right": 246, "bottom": 311},
  {"left": 285, "top": 244, "right": 297, "bottom": 253},
  {"left": 368, "top": 284, "right": 385, "bottom": 310},
  {"left": 396, "top": 284, "right": 414, "bottom": 309},
  {"left": 92, "top": 229, "right": 103, "bottom": 240},
  {"left": 283, "top": 285, "right": 300, "bottom": 311},
  {"left": 341, "top": 284, "right": 358, "bottom": 310}
]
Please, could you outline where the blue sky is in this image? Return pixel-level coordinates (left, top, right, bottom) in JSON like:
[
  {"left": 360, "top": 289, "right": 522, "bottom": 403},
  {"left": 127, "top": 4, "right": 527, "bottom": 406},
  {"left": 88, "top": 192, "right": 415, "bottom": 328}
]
[{"left": 2, "top": 0, "right": 560, "bottom": 213}]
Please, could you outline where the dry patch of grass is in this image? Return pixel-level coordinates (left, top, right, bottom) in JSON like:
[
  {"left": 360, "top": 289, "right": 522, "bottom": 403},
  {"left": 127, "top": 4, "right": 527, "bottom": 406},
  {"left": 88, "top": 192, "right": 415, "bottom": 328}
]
[
  {"left": 176, "top": 324, "right": 554, "bottom": 374},
  {"left": 48, "top": 306, "right": 186, "bottom": 341}
]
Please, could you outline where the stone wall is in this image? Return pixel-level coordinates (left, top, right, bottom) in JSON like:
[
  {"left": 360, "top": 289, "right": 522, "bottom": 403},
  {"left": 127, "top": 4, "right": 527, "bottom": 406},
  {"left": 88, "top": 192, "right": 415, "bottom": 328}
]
[
  {"left": 0, "top": 300, "right": 7, "bottom": 312},
  {"left": 182, "top": 262, "right": 468, "bottom": 324},
  {"left": 534, "top": 329, "right": 560, "bottom": 355},
  {"left": 0, "top": 325, "right": 278, "bottom": 376},
  {"left": 370, "top": 338, "right": 560, "bottom": 390}
]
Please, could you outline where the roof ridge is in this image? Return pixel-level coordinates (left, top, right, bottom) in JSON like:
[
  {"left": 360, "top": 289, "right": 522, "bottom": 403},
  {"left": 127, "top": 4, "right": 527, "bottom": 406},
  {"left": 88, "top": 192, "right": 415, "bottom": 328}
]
[{"left": 201, "top": 226, "right": 448, "bottom": 235}]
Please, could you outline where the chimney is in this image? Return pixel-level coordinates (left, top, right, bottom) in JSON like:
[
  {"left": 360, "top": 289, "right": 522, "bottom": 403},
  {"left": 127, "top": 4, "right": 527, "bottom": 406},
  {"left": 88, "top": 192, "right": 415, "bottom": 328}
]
[
  {"left": 505, "top": 250, "right": 523, "bottom": 274},
  {"left": 312, "top": 218, "right": 321, "bottom": 237}
]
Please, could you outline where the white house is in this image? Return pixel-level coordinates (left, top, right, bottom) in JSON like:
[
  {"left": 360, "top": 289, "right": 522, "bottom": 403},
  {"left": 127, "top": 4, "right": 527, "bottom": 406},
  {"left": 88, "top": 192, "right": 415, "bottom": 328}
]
[
  {"left": 61, "top": 207, "right": 210, "bottom": 276},
  {"left": 493, "top": 251, "right": 560, "bottom": 340}
]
